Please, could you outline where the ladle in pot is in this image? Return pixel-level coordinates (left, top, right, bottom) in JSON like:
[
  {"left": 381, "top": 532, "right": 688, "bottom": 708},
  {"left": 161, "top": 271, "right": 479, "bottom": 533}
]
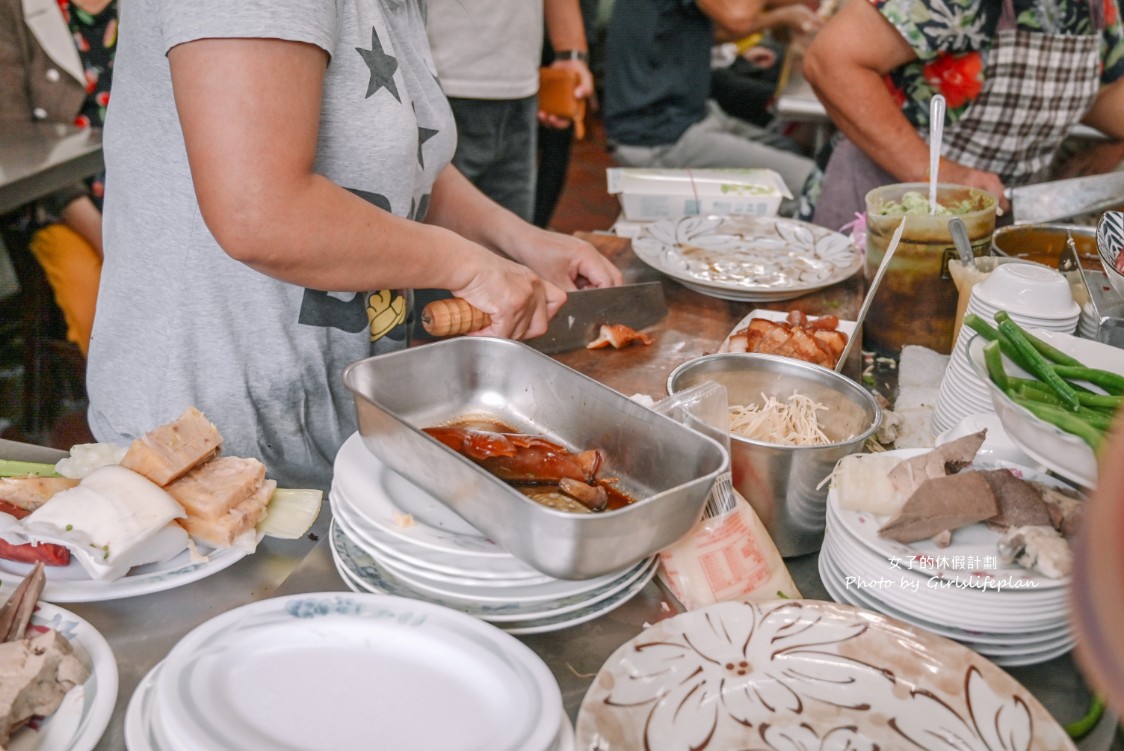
[
  {"left": 949, "top": 217, "right": 974, "bottom": 269},
  {"left": 928, "top": 94, "right": 946, "bottom": 215},
  {"left": 836, "top": 216, "right": 907, "bottom": 373}
]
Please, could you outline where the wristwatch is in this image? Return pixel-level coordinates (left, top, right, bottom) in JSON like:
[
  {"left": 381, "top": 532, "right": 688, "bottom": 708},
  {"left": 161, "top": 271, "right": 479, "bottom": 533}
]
[{"left": 554, "top": 49, "right": 589, "bottom": 63}]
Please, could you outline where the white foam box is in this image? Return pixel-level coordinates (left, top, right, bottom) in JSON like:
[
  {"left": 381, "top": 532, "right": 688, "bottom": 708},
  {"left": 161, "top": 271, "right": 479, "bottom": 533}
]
[{"left": 606, "top": 168, "right": 791, "bottom": 221}]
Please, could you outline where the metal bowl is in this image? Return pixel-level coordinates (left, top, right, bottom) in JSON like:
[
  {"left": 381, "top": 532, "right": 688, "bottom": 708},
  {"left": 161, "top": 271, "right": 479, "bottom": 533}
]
[
  {"left": 667, "top": 353, "right": 881, "bottom": 557},
  {"left": 342, "top": 338, "right": 728, "bottom": 580}
]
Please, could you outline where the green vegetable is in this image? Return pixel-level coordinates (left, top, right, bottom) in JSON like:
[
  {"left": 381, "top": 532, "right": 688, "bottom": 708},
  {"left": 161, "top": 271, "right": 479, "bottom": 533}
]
[
  {"left": 1006, "top": 378, "right": 1120, "bottom": 409},
  {"left": 0, "top": 459, "right": 60, "bottom": 477},
  {"left": 994, "top": 311, "right": 1081, "bottom": 366},
  {"left": 1065, "top": 695, "right": 1105, "bottom": 740},
  {"left": 876, "top": 190, "right": 980, "bottom": 216},
  {"left": 983, "top": 341, "right": 1008, "bottom": 392},
  {"left": 963, "top": 313, "right": 998, "bottom": 341},
  {"left": 1052, "top": 365, "right": 1124, "bottom": 396},
  {"left": 1010, "top": 397, "right": 1105, "bottom": 452},
  {"left": 1012, "top": 388, "right": 1114, "bottom": 430},
  {"left": 257, "top": 488, "right": 323, "bottom": 539},
  {"left": 998, "top": 319, "right": 1081, "bottom": 411}
]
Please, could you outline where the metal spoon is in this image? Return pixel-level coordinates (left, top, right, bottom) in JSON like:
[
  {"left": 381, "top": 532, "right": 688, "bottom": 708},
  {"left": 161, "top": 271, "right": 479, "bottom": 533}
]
[
  {"left": 836, "top": 216, "right": 908, "bottom": 372},
  {"left": 928, "top": 94, "right": 946, "bottom": 215},
  {"left": 949, "top": 216, "right": 974, "bottom": 268}
]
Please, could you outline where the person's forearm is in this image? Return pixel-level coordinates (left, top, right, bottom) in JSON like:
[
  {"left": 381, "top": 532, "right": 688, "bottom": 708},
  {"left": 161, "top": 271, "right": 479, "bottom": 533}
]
[
  {"left": 60, "top": 196, "right": 104, "bottom": 257},
  {"left": 1081, "top": 79, "right": 1124, "bottom": 140},
  {"left": 204, "top": 169, "right": 498, "bottom": 294},
  {"left": 544, "top": 0, "right": 588, "bottom": 56},
  {"left": 807, "top": 65, "right": 932, "bottom": 182}
]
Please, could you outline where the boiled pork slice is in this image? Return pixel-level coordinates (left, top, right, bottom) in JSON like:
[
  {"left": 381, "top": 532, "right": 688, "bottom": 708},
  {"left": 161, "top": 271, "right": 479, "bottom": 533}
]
[
  {"left": 1032, "top": 483, "right": 1084, "bottom": 538},
  {"left": 998, "top": 525, "right": 1072, "bottom": 578},
  {"left": 0, "top": 629, "right": 89, "bottom": 748},
  {"left": 165, "top": 456, "right": 267, "bottom": 521},
  {"left": 978, "top": 469, "right": 1052, "bottom": 529},
  {"left": 878, "top": 471, "right": 999, "bottom": 544},
  {"left": 887, "top": 430, "right": 987, "bottom": 502}
]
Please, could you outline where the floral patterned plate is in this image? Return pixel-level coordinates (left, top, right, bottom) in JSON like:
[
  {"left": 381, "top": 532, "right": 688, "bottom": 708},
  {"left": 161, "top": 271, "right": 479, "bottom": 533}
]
[
  {"left": 0, "top": 544, "right": 246, "bottom": 603},
  {"left": 631, "top": 215, "right": 862, "bottom": 302},
  {"left": 576, "top": 599, "right": 1076, "bottom": 751},
  {"left": 153, "top": 592, "right": 562, "bottom": 751},
  {"left": 9, "top": 602, "right": 117, "bottom": 751}
]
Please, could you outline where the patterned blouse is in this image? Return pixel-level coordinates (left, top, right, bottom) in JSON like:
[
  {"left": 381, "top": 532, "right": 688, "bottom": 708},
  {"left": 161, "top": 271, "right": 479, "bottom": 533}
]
[
  {"left": 58, "top": 0, "right": 117, "bottom": 208},
  {"left": 876, "top": 0, "right": 1124, "bottom": 130}
]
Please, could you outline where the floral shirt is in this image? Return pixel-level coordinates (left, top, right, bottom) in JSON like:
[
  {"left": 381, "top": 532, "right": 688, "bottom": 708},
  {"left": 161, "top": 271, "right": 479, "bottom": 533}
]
[
  {"left": 876, "top": 0, "right": 1124, "bottom": 129},
  {"left": 58, "top": 0, "right": 117, "bottom": 209}
]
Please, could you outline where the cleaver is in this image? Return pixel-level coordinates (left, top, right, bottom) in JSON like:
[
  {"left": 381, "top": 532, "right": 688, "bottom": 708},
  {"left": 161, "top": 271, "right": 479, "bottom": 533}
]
[
  {"left": 1007, "top": 171, "right": 1124, "bottom": 225},
  {"left": 420, "top": 282, "right": 668, "bottom": 354}
]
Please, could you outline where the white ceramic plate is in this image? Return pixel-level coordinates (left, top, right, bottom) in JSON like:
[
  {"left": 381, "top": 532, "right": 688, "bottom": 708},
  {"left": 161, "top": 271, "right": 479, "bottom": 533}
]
[
  {"left": 331, "top": 486, "right": 550, "bottom": 583},
  {"left": 0, "top": 545, "right": 245, "bottom": 603},
  {"left": 632, "top": 215, "right": 862, "bottom": 302},
  {"left": 153, "top": 592, "right": 562, "bottom": 751},
  {"left": 330, "top": 520, "right": 653, "bottom": 623},
  {"left": 123, "top": 660, "right": 163, "bottom": 751},
  {"left": 966, "top": 330, "right": 1124, "bottom": 489},
  {"left": 332, "top": 433, "right": 508, "bottom": 557},
  {"left": 827, "top": 448, "right": 1071, "bottom": 591},
  {"left": 576, "top": 599, "right": 1076, "bottom": 750},
  {"left": 717, "top": 308, "right": 858, "bottom": 353},
  {"left": 9, "top": 602, "right": 117, "bottom": 751}
]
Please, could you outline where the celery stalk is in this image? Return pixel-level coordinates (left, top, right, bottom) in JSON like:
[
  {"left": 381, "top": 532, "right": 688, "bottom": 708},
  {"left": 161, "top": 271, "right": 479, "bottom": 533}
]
[{"left": 0, "top": 459, "right": 61, "bottom": 478}]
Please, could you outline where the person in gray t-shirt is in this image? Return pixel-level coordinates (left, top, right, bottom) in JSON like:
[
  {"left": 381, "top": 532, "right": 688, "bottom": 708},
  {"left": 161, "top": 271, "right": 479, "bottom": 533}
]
[{"left": 87, "top": 0, "right": 622, "bottom": 490}]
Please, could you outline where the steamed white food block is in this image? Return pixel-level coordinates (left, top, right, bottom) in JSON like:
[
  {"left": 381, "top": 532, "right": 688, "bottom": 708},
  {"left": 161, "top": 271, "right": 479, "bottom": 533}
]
[
  {"left": 832, "top": 453, "right": 908, "bottom": 515},
  {"left": 12, "top": 465, "right": 188, "bottom": 580}
]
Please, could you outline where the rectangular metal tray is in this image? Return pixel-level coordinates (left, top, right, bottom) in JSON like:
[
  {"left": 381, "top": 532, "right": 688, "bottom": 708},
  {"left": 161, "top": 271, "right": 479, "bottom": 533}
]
[{"left": 342, "top": 338, "right": 727, "bottom": 579}]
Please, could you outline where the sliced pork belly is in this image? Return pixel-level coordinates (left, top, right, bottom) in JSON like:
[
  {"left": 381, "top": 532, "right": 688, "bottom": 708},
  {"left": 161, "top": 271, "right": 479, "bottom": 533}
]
[
  {"left": 120, "top": 407, "right": 223, "bottom": 485},
  {"left": 177, "top": 479, "right": 276, "bottom": 548},
  {"left": 165, "top": 456, "right": 267, "bottom": 521},
  {"left": 0, "top": 478, "right": 79, "bottom": 513}
]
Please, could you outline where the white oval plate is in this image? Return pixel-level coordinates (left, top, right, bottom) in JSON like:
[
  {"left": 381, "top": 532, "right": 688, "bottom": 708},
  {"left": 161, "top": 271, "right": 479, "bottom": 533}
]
[
  {"left": 966, "top": 329, "right": 1124, "bottom": 489},
  {"left": 123, "top": 661, "right": 163, "bottom": 751},
  {"left": 331, "top": 485, "right": 548, "bottom": 582},
  {"left": 827, "top": 448, "right": 1072, "bottom": 591},
  {"left": 331, "top": 433, "right": 508, "bottom": 557},
  {"left": 330, "top": 520, "right": 652, "bottom": 622},
  {"left": 154, "top": 591, "right": 561, "bottom": 751},
  {"left": 576, "top": 599, "right": 1075, "bottom": 750},
  {"left": 334, "top": 540, "right": 659, "bottom": 636},
  {"left": 632, "top": 215, "right": 862, "bottom": 301},
  {"left": 9, "top": 602, "right": 117, "bottom": 751},
  {"left": 0, "top": 544, "right": 245, "bottom": 603}
]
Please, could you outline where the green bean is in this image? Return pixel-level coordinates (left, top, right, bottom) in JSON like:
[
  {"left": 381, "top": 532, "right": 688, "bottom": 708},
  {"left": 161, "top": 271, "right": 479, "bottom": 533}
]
[
  {"left": 963, "top": 313, "right": 999, "bottom": 341},
  {"left": 1065, "top": 695, "right": 1105, "bottom": 740},
  {"left": 983, "top": 341, "right": 1008, "bottom": 391},
  {"left": 994, "top": 311, "right": 1082, "bottom": 366},
  {"left": 1052, "top": 365, "right": 1124, "bottom": 395},
  {"left": 1011, "top": 397, "right": 1105, "bottom": 452},
  {"left": 1012, "top": 389, "right": 1115, "bottom": 429},
  {"left": 998, "top": 319, "right": 1081, "bottom": 411}
]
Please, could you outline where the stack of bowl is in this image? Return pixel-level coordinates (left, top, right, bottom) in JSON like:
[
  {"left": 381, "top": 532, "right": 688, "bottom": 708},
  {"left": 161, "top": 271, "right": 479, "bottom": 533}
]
[{"left": 932, "top": 263, "right": 1079, "bottom": 436}]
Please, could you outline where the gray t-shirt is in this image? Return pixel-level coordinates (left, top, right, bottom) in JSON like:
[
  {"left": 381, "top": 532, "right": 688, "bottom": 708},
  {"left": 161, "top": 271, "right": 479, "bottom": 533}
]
[{"left": 88, "top": 0, "right": 456, "bottom": 490}]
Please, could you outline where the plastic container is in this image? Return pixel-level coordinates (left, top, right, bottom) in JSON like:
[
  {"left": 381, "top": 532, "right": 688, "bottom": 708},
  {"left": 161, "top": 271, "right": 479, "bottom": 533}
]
[{"left": 864, "top": 183, "right": 997, "bottom": 354}]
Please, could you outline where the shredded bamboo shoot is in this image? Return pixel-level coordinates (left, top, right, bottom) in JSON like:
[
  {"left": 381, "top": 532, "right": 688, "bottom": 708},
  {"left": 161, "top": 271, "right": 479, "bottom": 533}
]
[{"left": 729, "top": 393, "right": 833, "bottom": 446}]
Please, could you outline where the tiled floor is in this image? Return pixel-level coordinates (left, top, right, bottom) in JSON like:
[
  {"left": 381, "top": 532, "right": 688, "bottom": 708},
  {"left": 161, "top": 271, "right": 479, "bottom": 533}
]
[{"left": 3, "top": 114, "right": 622, "bottom": 450}]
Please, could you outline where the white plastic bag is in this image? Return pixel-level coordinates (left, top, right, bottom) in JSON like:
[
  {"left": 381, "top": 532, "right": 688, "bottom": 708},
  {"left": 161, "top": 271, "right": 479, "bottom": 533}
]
[{"left": 652, "top": 382, "right": 801, "bottom": 609}]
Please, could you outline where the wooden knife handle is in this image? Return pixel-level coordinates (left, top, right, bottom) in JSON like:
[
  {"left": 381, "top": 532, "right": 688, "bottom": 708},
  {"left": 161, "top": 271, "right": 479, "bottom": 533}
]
[{"left": 421, "top": 298, "right": 491, "bottom": 337}]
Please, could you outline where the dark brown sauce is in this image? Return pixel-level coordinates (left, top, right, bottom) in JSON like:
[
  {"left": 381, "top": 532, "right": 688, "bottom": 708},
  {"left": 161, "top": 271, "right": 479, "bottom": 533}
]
[{"left": 426, "top": 415, "right": 638, "bottom": 512}]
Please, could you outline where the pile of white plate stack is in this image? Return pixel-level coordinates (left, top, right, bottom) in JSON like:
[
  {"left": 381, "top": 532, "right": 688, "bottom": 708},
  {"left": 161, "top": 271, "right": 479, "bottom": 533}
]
[
  {"left": 124, "top": 592, "right": 572, "bottom": 751},
  {"left": 818, "top": 464, "right": 1073, "bottom": 667},
  {"left": 933, "top": 263, "right": 1080, "bottom": 436},
  {"left": 328, "top": 433, "right": 657, "bottom": 635}
]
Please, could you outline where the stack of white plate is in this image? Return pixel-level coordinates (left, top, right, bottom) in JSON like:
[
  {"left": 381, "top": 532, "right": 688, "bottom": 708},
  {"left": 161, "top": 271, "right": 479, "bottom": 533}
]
[
  {"left": 818, "top": 453, "right": 1073, "bottom": 667},
  {"left": 329, "top": 433, "right": 657, "bottom": 635},
  {"left": 933, "top": 264, "right": 1079, "bottom": 436},
  {"left": 125, "top": 592, "right": 573, "bottom": 751}
]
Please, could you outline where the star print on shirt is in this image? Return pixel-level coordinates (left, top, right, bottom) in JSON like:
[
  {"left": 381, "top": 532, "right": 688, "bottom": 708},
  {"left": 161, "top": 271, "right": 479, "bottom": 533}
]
[
  {"left": 416, "top": 106, "right": 438, "bottom": 169},
  {"left": 356, "top": 27, "right": 400, "bottom": 102}
]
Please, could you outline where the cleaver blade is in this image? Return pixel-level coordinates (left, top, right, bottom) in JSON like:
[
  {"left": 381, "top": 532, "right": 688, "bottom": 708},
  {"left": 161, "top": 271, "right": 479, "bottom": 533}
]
[
  {"left": 1008, "top": 172, "right": 1124, "bottom": 225},
  {"left": 525, "top": 281, "right": 667, "bottom": 354}
]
